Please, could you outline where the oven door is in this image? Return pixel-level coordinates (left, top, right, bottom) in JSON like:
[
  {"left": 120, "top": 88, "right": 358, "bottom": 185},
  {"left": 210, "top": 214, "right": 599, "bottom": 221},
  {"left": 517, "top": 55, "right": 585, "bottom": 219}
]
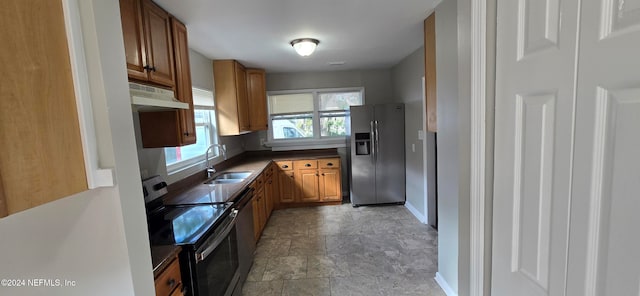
[{"left": 193, "top": 209, "right": 240, "bottom": 296}]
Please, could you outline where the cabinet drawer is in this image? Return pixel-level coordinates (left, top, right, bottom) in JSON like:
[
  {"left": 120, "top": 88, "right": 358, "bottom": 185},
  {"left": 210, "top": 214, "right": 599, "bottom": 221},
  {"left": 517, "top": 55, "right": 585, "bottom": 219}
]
[
  {"left": 276, "top": 161, "right": 293, "bottom": 170},
  {"left": 155, "top": 258, "right": 182, "bottom": 296},
  {"left": 319, "top": 158, "right": 340, "bottom": 169},
  {"left": 294, "top": 160, "right": 317, "bottom": 169}
]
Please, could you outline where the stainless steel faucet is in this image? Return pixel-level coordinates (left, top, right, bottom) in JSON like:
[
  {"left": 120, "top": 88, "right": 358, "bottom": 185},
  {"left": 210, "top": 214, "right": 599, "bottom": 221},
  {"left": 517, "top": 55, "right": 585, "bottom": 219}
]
[{"left": 205, "top": 144, "right": 227, "bottom": 178}]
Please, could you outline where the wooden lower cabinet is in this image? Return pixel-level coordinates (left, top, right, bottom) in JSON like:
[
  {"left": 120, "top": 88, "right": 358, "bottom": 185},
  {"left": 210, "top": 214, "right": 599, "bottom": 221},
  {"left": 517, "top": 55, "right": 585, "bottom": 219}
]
[
  {"left": 252, "top": 187, "right": 265, "bottom": 242},
  {"left": 296, "top": 169, "right": 320, "bottom": 202},
  {"left": 273, "top": 158, "right": 342, "bottom": 207},
  {"left": 278, "top": 171, "right": 297, "bottom": 203},
  {"left": 265, "top": 173, "right": 275, "bottom": 217},
  {"left": 319, "top": 168, "right": 341, "bottom": 201},
  {"left": 155, "top": 257, "right": 182, "bottom": 296}
]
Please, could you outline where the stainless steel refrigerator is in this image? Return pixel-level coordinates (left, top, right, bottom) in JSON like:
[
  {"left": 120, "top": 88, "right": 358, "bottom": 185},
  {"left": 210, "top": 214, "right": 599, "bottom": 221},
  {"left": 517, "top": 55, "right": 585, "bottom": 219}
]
[{"left": 349, "top": 103, "right": 405, "bottom": 206}]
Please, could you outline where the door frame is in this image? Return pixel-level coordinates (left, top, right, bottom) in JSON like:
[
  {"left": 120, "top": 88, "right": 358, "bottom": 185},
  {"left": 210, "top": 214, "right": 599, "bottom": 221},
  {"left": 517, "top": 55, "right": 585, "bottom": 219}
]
[{"left": 470, "top": 0, "right": 490, "bottom": 295}]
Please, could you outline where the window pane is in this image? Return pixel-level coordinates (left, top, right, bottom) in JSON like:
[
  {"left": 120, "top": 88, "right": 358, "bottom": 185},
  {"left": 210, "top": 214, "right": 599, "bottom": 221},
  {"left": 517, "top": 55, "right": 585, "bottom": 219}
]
[
  {"left": 319, "top": 92, "right": 362, "bottom": 111},
  {"left": 269, "top": 93, "right": 314, "bottom": 114},
  {"left": 320, "top": 111, "right": 348, "bottom": 137},
  {"left": 165, "top": 109, "right": 217, "bottom": 166},
  {"left": 271, "top": 114, "right": 313, "bottom": 139}
]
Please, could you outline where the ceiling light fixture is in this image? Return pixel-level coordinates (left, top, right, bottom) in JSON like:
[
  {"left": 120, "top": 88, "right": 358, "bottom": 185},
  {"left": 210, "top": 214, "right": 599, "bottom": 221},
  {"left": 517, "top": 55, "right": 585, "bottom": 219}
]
[{"left": 290, "top": 38, "right": 319, "bottom": 57}]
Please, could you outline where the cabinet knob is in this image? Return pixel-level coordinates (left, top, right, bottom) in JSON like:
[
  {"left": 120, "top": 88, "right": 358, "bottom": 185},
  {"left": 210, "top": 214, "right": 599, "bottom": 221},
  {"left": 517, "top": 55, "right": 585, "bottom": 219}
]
[
  {"left": 316, "top": 173, "right": 319, "bottom": 176},
  {"left": 184, "top": 132, "right": 189, "bottom": 136},
  {"left": 167, "top": 278, "right": 176, "bottom": 288},
  {"left": 322, "top": 173, "right": 325, "bottom": 176},
  {"left": 305, "top": 163, "right": 311, "bottom": 167},
  {"left": 282, "top": 165, "right": 289, "bottom": 168},
  {"left": 327, "top": 163, "right": 333, "bottom": 166}
]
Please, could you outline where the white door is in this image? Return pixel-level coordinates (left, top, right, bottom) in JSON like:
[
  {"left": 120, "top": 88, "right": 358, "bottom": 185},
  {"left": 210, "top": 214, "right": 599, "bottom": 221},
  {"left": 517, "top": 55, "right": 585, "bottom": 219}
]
[
  {"left": 493, "top": 0, "right": 640, "bottom": 295},
  {"left": 492, "top": 0, "right": 580, "bottom": 295},
  {"left": 566, "top": 0, "right": 640, "bottom": 295}
]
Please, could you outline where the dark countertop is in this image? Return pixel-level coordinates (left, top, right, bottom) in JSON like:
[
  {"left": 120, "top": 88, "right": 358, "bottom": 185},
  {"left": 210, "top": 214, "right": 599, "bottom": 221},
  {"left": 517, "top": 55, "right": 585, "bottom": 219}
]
[
  {"left": 163, "top": 150, "right": 340, "bottom": 206},
  {"left": 151, "top": 245, "right": 181, "bottom": 277}
]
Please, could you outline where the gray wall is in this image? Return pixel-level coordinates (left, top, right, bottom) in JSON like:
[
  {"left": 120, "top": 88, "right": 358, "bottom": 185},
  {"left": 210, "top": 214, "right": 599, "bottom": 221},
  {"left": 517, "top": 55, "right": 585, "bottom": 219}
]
[
  {"left": 266, "top": 69, "right": 393, "bottom": 105},
  {"left": 434, "top": 0, "right": 473, "bottom": 294},
  {"left": 435, "top": 0, "right": 460, "bottom": 293},
  {"left": 135, "top": 49, "right": 246, "bottom": 184},
  {"left": 390, "top": 47, "right": 437, "bottom": 223}
]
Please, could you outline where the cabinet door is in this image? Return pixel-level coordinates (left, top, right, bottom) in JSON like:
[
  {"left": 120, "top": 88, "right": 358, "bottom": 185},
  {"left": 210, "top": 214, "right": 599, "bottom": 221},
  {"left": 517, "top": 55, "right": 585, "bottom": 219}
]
[
  {"left": 265, "top": 176, "right": 274, "bottom": 218},
  {"left": 296, "top": 169, "right": 320, "bottom": 202},
  {"left": 142, "top": 0, "right": 175, "bottom": 87},
  {"left": 258, "top": 188, "right": 267, "bottom": 232},
  {"left": 252, "top": 194, "right": 261, "bottom": 241},
  {"left": 119, "top": 0, "right": 147, "bottom": 81},
  {"left": 1, "top": 0, "right": 88, "bottom": 216},
  {"left": 278, "top": 171, "right": 296, "bottom": 203},
  {"left": 234, "top": 62, "right": 250, "bottom": 132},
  {"left": 246, "top": 69, "right": 268, "bottom": 131},
  {"left": 171, "top": 18, "right": 196, "bottom": 145},
  {"left": 320, "top": 169, "right": 342, "bottom": 201}
]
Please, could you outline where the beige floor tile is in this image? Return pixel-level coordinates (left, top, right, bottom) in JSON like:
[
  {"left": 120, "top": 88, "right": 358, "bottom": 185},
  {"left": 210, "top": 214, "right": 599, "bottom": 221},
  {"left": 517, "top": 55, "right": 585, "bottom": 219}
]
[{"left": 282, "top": 278, "right": 331, "bottom": 296}]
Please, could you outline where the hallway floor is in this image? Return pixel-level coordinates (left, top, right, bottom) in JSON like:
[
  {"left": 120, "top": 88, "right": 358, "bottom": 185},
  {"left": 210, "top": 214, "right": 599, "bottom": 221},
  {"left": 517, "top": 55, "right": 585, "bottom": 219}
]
[{"left": 242, "top": 204, "right": 444, "bottom": 296}]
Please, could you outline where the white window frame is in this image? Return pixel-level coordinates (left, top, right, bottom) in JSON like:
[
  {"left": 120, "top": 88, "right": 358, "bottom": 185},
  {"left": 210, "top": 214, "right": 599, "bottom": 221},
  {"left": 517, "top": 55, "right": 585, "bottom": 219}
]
[
  {"left": 164, "top": 88, "right": 222, "bottom": 182},
  {"left": 266, "top": 87, "right": 364, "bottom": 150}
]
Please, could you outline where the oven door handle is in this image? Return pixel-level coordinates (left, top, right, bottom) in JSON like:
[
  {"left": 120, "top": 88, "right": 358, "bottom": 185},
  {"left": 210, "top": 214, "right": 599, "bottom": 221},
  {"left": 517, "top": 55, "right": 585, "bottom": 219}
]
[{"left": 195, "top": 209, "right": 239, "bottom": 263}]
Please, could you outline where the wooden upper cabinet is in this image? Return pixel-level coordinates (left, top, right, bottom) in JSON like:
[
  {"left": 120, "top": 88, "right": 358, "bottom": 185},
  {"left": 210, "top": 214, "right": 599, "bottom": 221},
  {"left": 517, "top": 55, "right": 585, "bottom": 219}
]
[
  {"left": 119, "top": 0, "right": 175, "bottom": 87},
  {"left": 424, "top": 13, "right": 437, "bottom": 132},
  {"left": 235, "top": 62, "right": 250, "bottom": 131},
  {"left": 142, "top": 0, "right": 175, "bottom": 87},
  {"left": 1, "top": 0, "right": 88, "bottom": 217},
  {"left": 136, "top": 16, "right": 196, "bottom": 148},
  {"left": 119, "top": 0, "right": 147, "bottom": 81},
  {"left": 246, "top": 69, "right": 268, "bottom": 131},
  {"left": 171, "top": 18, "right": 196, "bottom": 145},
  {"left": 214, "top": 60, "right": 251, "bottom": 135}
]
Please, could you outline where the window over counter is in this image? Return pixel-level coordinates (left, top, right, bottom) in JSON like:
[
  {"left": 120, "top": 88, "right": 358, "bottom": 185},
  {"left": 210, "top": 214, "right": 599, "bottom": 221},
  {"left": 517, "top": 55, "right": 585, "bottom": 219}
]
[
  {"left": 165, "top": 88, "right": 220, "bottom": 173},
  {"left": 267, "top": 87, "right": 364, "bottom": 147}
]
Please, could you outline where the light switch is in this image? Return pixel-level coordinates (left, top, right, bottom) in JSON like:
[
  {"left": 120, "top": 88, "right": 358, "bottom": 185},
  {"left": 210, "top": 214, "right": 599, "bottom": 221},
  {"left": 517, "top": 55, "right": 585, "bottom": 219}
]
[{"left": 418, "top": 130, "right": 424, "bottom": 140}]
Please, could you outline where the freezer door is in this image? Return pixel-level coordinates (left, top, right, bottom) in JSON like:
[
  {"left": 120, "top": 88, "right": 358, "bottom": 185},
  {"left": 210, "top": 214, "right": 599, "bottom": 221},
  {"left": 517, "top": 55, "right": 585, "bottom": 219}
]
[
  {"left": 349, "top": 105, "right": 376, "bottom": 206},
  {"left": 374, "top": 104, "right": 405, "bottom": 204}
]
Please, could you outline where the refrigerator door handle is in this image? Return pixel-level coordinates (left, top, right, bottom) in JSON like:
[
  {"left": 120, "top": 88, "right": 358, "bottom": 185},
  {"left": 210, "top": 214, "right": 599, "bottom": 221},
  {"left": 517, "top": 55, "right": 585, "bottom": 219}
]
[
  {"left": 375, "top": 120, "right": 380, "bottom": 158},
  {"left": 370, "top": 121, "right": 376, "bottom": 160}
]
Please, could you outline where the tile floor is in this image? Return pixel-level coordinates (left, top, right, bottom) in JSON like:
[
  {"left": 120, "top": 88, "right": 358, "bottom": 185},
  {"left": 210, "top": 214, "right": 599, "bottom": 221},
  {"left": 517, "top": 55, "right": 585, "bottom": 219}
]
[{"left": 242, "top": 204, "right": 445, "bottom": 296}]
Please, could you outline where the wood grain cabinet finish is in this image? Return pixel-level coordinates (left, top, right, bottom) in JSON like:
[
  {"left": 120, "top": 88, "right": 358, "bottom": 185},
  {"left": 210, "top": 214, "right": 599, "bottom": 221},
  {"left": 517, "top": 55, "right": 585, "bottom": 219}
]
[
  {"left": 120, "top": 0, "right": 175, "bottom": 87},
  {"left": 154, "top": 257, "right": 182, "bottom": 296},
  {"left": 319, "top": 168, "right": 341, "bottom": 201},
  {"left": 296, "top": 169, "right": 320, "bottom": 202},
  {"left": 246, "top": 69, "right": 268, "bottom": 131},
  {"left": 0, "top": 0, "right": 88, "bottom": 217},
  {"left": 277, "top": 171, "right": 297, "bottom": 203},
  {"left": 214, "top": 60, "right": 251, "bottom": 135},
  {"left": 119, "top": 0, "right": 147, "bottom": 81},
  {"left": 424, "top": 13, "right": 437, "bottom": 132},
  {"left": 138, "top": 17, "right": 196, "bottom": 148}
]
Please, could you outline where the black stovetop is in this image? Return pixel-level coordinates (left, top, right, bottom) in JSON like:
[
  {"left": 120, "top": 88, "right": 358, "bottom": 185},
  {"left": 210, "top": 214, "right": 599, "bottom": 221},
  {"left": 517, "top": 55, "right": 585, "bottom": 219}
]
[{"left": 147, "top": 203, "right": 232, "bottom": 247}]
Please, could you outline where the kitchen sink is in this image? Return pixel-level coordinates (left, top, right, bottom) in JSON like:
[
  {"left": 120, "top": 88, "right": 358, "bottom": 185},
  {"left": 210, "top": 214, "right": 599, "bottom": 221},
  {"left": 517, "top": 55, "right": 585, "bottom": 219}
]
[
  {"left": 214, "top": 172, "right": 252, "bottom": 180},
  {"left": 205, "top": 179, "right": 244, "bottom": 185},
  {"left": 204, "top": 171, "right": 252, "bottom": 185}
]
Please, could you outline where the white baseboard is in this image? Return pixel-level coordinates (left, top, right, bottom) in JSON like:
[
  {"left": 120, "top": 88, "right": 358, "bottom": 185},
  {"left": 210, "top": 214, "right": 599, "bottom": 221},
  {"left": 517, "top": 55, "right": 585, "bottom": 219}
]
[
  {"left": 435, "top": 272, "right": 458, "bottom": 296},
  {"left": 405, "top": 201, "right": 427, "bottom": 224}
]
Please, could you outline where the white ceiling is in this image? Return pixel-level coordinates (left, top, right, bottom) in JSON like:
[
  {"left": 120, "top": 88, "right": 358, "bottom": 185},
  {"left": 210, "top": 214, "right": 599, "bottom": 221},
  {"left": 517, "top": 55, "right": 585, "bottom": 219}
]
[{"left": 154, "top": 0, "right": 437, "bottom": 73}]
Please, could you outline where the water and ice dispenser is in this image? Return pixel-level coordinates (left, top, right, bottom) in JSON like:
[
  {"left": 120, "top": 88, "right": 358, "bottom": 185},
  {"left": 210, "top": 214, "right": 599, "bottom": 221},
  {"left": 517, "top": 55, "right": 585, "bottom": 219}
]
[{"left": 354, "top": 133, "right": 371, "bottom": 155}]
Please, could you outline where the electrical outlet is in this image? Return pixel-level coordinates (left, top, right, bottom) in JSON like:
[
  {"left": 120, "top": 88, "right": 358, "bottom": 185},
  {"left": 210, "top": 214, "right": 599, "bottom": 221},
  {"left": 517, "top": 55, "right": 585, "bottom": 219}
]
[{"left": 260, "top": 138, "right": 266, "bottom": 146}]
